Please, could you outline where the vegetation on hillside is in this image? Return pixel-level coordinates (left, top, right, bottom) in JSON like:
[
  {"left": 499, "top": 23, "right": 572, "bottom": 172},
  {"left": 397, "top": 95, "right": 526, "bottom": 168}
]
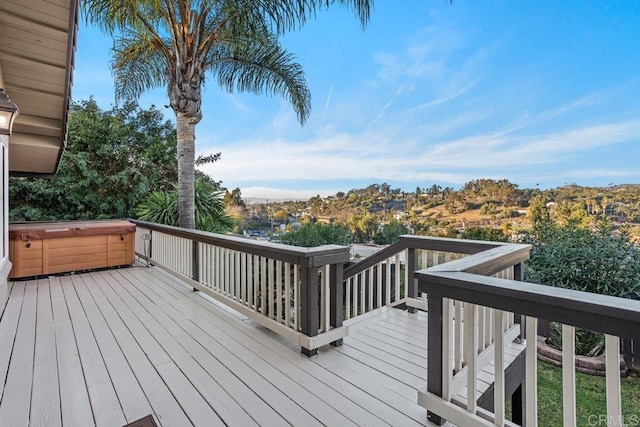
[
  {"left": 9, "top": 101, "right": 640, "bottom": 247},
  {"left": 250, "top": 180, "right": 640, "bottom": 244}
]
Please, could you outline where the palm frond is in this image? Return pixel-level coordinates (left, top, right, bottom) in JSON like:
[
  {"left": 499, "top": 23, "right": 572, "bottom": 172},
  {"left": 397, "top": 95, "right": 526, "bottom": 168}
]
[
  {"left": 136, "top": 190, "right": 179, "bottom": 225},
  {"left": 136, "top": 179, "right": 233, "bottom": 233},
  {"left": 239, "top": 0, "right": 371, "bottom": 34},
  {"left": 112, "top": 31, "right": 170, "bottom": 101},
  {"left": 84, "top": 0, "right": 169, "bottom": 34},
  {"left": 210, "top": 34, "right": 311, "bottom": 124}
]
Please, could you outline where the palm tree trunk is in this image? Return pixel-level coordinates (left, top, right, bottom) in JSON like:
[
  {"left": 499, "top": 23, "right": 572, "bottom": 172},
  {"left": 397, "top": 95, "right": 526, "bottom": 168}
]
[{"left": 176, "top": 112, "right": 195, "bottom": 229}]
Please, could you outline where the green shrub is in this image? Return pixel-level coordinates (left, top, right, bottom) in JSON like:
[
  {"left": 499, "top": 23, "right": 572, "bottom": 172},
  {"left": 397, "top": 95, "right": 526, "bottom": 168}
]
[
  {"left": 524, "top": 221, "right": 640, "bottom": 356},
  {"left": 461, "top": 226, "right": 506, "bottom": 242},
  {"left": 480, "top": 202, "right": 497, "bottom": 215},
  {"left": 525, "top": 221, "right": 640, "bottom": 299},
  {"left": 280, "top": 222, "right": 351, "bottom": 247}
]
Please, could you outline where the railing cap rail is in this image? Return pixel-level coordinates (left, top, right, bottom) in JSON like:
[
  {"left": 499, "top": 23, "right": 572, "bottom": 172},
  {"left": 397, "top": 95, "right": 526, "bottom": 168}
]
[
  {"left": 398, "top": 234, "right": 505, "bottom": 252},
  {"left": 343, "top": 235, "right": 521, "bottom": 279},
  {"left": 425, "top": 243, "right": 531, "bottom": 276},
  {"left": 418, "top": 270, "right": 640, "bottom": 340},
  {"left": 130, "top": 219, "right": 350, "bottom": 267}
]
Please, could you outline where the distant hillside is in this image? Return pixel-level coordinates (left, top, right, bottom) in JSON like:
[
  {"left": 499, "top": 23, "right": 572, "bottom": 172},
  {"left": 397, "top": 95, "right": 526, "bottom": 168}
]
[{"left": 237, "top": 180, "right": 640, "bottom": 241}]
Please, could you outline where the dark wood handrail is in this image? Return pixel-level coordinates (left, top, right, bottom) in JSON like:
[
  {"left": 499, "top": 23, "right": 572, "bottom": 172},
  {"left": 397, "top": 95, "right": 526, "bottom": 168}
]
[
  {"left": 343, "top": 234, "right": 508, "bottom": 281},
  {"left": 417, "top": 270, "right": 640, "bottom": 340},
  {"left": 130, "top": 219, "right": 350, "bottom": 267},
  {"left": 343, "top": 240, "right": 407, "bottom": 279}
]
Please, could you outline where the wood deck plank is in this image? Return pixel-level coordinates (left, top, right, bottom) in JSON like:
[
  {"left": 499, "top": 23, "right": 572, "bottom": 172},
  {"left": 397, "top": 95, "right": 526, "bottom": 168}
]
[
  {"left": 70, "top": 274, "right": 155, "bottom": 424},
  {"left": 376, "top": 318, "right": 427, "bottom": 338},
  {"left": 354, "top": 326, "right": 426, "bottom": 356},
  {"left": 82, "top": 273, "right": 193, "bottom": 427},
  {"left": 0, "top": 278, "right": 26, "bottom": 400},
  {"left": 49, "top": 276, "right": 95, "bottom": 427},
  {"left": 104, "top": 270, "right": 266, "bottom": 427},
  {"left": 123, "top": 267, "right": 386, "bottom": 427},
  {"left": 367, "top": 321, "right": 427, "bottom": 347},
  {"left": 346, "top": 332, "right": 426, "bottom": 366},
  {"left": 117, "top": 268, "right": 351, "bottom": 427},
  {"left": 312, "top": 348, "right": 428, "bottom": 424},
  {"left": 59, "top": 275, "right": 126, "bottom": 427},
  {"left": 88, "top": 272, "right": 224, "bottom": 427},
  {"left": 0, "top": 281, "right": 37, "bottom": 427},
  {"left": 131, "top": 267, "right": 420, "bottom": 427},
  {"left": 336, "top": 340, "right": 426, "bottom": 389},
  {"left": 117, "top": 269, "right": 313, "bottom": 427},
  {"left": 343, "top": 334, "right": 427, "bottom": 376},
  {"left": 30, "top": 278, "right": 62, "bottom": 427}
]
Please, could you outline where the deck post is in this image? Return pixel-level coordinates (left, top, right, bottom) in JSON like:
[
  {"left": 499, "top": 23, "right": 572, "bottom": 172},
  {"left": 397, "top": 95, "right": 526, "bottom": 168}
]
[
  {"left": 329, "top": 262, "right": 344, "bottom": 347},
  {"left": 191, "top": 239, "right": 199, "bottom": 290},
  {"left": 149, "top": 230, "right": 153, "bottom": 260},
  {"left": 512, "top": 261, "right": 526, "bottom": 424},
  {"left": 513, "top": 262, "right": 524, "bottom": 339},
  {"left": 407, "top": 247, "right": 417, "bottom": 313},
  {"left": 511, "top": 384, "right": 524, "bottom": 426},
  {"left": 427, "top": 294, "right": 445, "bottom": 425},
  {"left": 300, "top": 265, "right": 319, "bottom": 356}
]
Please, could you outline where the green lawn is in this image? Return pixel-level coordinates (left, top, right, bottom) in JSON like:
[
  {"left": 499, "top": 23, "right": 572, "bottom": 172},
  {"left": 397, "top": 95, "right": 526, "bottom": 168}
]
[{"left": 536, "top": 361, "right": 640, "bottom": 426}]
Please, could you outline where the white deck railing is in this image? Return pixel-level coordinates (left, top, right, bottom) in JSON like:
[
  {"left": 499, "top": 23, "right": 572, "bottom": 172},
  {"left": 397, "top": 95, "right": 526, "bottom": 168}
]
[
  {"left": 132, "top": 220, "right": 349, "bottom": 356},
  {"left": 417, "top": 246, "right": 640, "bottom": 427},
  {"left": 344, "top": 248, "right": 458, "bottom": 318},
  {"left": 342, "top": 236, "right": 504, "bottom": 318}
]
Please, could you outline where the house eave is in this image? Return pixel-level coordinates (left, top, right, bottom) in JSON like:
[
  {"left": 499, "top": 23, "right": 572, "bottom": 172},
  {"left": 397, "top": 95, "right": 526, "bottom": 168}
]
[{"left": 0, "top": 0, "right": 79, "bottom": 176}]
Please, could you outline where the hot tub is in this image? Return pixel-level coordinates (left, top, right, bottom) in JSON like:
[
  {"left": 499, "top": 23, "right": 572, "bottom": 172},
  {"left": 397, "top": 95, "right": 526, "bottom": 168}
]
[{"left": 9, "top": 220, "right": 136, "bottom": 279}]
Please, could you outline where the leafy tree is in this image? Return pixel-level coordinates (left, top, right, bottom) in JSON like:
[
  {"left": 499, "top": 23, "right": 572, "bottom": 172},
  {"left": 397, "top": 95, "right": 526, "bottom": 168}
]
[
  {"left": 280, "top": 222, "right": 351, "bottom": 247},
  {"left": 527, "top": 196, "right": 549, "bottom": 226},
  {"left": 499, "top": 207, "right": 518, "bottom": 219},
  {"left": 479, "top": 202, "right": 497, "bottom": 215},
  {"left": 224, "top": 187, "right": 245, "bottom": 208},
  {"left": 273, "top": 210, "right": 288, "bottom": 223},
  {"left": 10, "top": 99, "right": 177, "bottom": 221},
  {"left": 525, "top": 221, "right": 640, "bottom": 299},
  {"left": 373, "top": 219, "right": 408, "bottom": 245},
  {"left": 137, "top": 179, "right": 233, "bottom": 232},
  {"left": 84, "top": 0, "right": 372, "bottom": 229},
  {"left": 550, "top": 201, "right": 588, "bottom": 227}
]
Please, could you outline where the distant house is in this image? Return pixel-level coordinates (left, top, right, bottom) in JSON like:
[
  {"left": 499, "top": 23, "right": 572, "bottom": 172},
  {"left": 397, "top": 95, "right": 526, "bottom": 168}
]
[{"left": 368, "top": 199, "right": 407, "bottom": 214}]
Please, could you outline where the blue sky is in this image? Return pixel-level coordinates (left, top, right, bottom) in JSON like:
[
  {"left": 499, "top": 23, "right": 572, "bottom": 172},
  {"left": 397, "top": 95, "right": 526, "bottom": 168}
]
[{"left": 73, "top": 1, "right": 640, "bottom": 200}]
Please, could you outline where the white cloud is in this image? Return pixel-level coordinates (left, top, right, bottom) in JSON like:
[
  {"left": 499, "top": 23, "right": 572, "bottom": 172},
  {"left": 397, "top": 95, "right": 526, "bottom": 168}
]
[
  {"left": 241, "top": 187, "right": 337, "bottom": 201},
  {"left": 200, "top": 115, "right": 640, "bottom": 192}
]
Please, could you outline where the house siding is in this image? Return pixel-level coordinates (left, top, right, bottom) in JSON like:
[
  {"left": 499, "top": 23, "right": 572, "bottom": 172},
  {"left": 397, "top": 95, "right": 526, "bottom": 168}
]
[{"left": 0, "top": 133, "right": 9, "bottom": 311}]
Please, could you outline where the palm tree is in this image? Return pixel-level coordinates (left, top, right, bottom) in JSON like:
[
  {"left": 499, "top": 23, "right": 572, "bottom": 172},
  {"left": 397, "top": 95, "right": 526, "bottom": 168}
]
[{"left": 84, "top": 0, "right": 372, "bottom": 229}]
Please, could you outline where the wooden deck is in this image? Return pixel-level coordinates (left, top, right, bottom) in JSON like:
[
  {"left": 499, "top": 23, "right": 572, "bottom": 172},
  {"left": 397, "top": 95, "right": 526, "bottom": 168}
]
[{"left": 0, "top": 265, "right": 445, "bottom": 427}]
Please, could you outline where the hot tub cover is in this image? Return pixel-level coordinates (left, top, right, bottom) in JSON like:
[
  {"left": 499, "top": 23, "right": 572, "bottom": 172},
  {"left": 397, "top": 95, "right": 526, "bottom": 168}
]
[{"left": 9, "top": 220, "right": 136, "bottom": 241}]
